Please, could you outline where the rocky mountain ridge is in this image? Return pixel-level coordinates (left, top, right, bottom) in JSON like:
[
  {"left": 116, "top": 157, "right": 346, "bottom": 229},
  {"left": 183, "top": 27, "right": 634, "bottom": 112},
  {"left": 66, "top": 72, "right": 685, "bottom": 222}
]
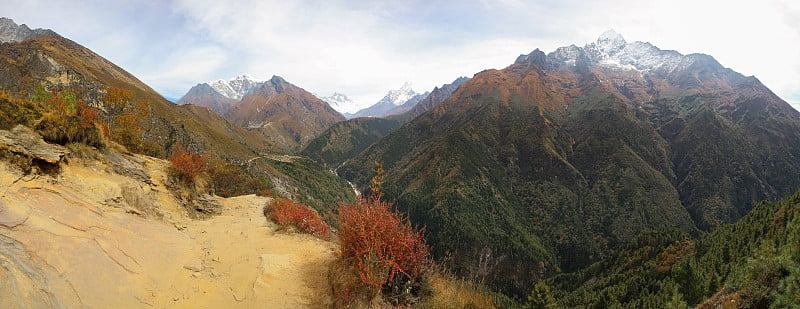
[
  {"left": 0, "top": 18, "right": 353, "bottom": 214},
  {"left": 518, "top": 29, "right": 709, "bottom": 76},
  {"left": 225, "top": 75, "right": 346, "bottom": 151},
  {"left": 208, "top": 74, "right": 264, "bottom": 100},
  {"left": 317, "top": 92, "right": 360, "bottom": 117},
  {"left": 0, "top": 17, "right": 57, "bottom": 43},
  {"left": 351, "top": 82, "right": 429, "bottom": 118},
  {"left": 176, "top": 74, "right": 264, "bottom": 114},
  {"left": 340, "top": 30, "right": 800, "bottom": 297},
  {"left": 388, "top": 76, "right": 470, "bottom": 124}
]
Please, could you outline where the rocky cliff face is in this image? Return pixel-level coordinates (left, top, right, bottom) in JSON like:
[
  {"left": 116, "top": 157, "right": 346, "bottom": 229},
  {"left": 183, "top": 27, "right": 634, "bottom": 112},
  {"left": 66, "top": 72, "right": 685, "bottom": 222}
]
[{"left": 0, "top": 17, "right": 57, "bottom": 43}]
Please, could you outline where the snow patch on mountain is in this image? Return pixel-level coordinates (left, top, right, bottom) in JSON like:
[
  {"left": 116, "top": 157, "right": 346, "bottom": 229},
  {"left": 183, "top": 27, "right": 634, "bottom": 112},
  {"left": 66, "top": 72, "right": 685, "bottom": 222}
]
[
  {"left": 208, "top": 74, "right": 264, "bottom": 100},
  {"left": 579, "top": 30, "right": 685, "bottom": 73},
  {"left": 382, "top": 82, "right": 418, "bottom": 107},
  {"left": 350, "top": 83, "right": 425, "bottom": 118},
  {"left": 317, "top": 92, "right": 365, "bottom": 115},
  {"left": 518, "top": 30, "right": 688, "bottom": 76}
]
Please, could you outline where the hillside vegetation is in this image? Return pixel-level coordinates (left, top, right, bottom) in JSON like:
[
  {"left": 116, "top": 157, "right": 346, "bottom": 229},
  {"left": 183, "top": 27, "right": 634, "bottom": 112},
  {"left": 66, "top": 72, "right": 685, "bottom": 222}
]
[
  {"left": 0, "top": 34, "right": 354, "bottom": 210},
  {"left": 550, "top": 190, "right": 800, "bottom": 308},
  {"left": 340, "top": 51, "right": 800, "bottom": 297},
  {"left": 302, "top": 117, "right": 401, "bottom": 168}
]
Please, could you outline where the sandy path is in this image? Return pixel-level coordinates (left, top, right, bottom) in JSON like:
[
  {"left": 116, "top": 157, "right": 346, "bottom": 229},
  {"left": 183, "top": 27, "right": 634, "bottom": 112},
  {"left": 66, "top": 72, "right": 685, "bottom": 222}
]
[
  {"left": 0, "top": 155, "right": 337, "bottom": 308},
  {"left": 171, "top": 195, "right": 336, "bottom": 308}
]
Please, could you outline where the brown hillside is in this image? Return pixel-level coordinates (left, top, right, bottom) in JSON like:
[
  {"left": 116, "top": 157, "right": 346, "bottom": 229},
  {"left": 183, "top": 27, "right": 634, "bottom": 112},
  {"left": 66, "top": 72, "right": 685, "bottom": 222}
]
[
  {"left": 176, "top": 86, "right": 239, "bottom": 115},
  {"left": 0, "top": 35, "right": 281, "bottom": 158},
  {"left": 340, "top": 46, "right": 800, "bottom": 297},
  {"left": 225, "top": 76, "right": 345, "bottom": 151}
]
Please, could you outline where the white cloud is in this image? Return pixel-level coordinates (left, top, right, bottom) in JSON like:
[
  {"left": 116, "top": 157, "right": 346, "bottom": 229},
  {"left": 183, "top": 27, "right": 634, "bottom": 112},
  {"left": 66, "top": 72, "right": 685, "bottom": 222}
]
[{"left": 138, "top": 45, "right": 230, "bottom": 97}]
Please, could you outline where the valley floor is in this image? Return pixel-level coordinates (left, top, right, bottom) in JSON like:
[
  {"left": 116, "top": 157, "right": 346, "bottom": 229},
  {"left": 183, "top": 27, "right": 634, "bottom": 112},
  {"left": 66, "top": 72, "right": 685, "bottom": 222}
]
[{"left": 0, "top": 152, "right": 336, "bottom": 308}]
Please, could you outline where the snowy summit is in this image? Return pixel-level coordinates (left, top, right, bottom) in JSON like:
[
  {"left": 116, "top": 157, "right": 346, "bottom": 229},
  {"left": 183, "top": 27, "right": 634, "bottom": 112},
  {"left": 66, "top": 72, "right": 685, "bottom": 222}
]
[
  {"left": 381, "top": 82, "right": 418, "bottom": 107},
  {"left": 318, "top": 92, "right": 362, "bottom": 115},
  {"left": 208, "top": 74, "right": 265, "bottom": 100},
  {"left": 519, "top": 30, "right": 687, "bottom": 75}
]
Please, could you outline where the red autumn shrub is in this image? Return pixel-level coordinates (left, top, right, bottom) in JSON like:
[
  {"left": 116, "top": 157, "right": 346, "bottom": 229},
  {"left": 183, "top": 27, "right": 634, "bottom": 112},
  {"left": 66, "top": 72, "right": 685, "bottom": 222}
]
[
  {"left": 337, "top": 195, "right": 431, "bottom": 304},
  {"left": 77, "top": 103, "right": 100, "bottom": 129},
  {"left": 267, "top": 198, "right": 330, "bottom": 239},
  {"left": 168, "top": 144, "right": 207, "bottom": 184},
  {"left": 257, "top": 187, "right": 273, "bottom": 197}
]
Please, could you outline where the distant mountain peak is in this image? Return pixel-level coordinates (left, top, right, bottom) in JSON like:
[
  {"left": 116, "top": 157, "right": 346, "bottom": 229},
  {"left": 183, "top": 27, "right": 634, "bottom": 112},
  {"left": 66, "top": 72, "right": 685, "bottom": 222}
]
[
  {"left": 597, "top": 29, "right": 626, "bottom": 48},
  {"left": 206, "top": 74, "right": 265, "bottom": 100},
  {"left": 384, "top": 82, "right": 418, "bottom": 106},
  {"left": 515, "top": 30, "right": 691, "bottom": 75},
  {"left": 237, "top": 73, "right": 258, "bottom": 80},
  {"left": 399, "top": 81, "right": 413, "bottom": 91},
  {"left": 348, "top": 82, "right": 427, "bottom": 118},
  {"left": 269, "top": 75, "right": 286, "bottom": 84},
  {"left": 0, "top": 17, "right": 58, "bottom": 43},
  {"left": 328, "top": 92, "right": 349, "bottom": 100},
  {"left": 176, "top": 74, "right": 266, "bottom": 114},
  {"left": 318, "top": 92, "right": 360, "bottom": 115}
]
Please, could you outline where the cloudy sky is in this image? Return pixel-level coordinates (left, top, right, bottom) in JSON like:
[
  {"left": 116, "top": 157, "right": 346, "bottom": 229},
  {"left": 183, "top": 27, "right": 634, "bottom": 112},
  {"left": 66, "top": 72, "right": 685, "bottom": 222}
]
[{"left": 3, "top": 0, "right": 799, "bottom": 111}]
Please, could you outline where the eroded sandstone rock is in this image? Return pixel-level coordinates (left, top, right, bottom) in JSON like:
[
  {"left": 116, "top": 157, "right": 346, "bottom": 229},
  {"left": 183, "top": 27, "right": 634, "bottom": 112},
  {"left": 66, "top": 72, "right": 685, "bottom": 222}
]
[{"left": 0, "top": 125, "right": 69, "bottom": 164}]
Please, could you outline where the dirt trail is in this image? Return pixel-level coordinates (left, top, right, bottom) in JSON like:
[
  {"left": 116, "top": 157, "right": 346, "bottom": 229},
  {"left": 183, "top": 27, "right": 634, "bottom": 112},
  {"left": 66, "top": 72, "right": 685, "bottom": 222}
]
[
  {"left": 0, "top": 153, "right": 336, "bottom": 308},
  {"left": 175, "top": 195, "right": 336, "bottom": 308}
]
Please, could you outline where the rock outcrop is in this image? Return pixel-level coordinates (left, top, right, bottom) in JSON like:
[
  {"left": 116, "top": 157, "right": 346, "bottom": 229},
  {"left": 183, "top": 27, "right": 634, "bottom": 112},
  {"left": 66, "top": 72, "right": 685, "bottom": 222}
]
[
  {"left": 0, "top": 17, "right": 58, "bottom": 43},
  {"left": 0, "top": 148, "right": 336, "bottom": 308},
  {"left": 0, "top": 125, "right": 69, "bottom": 164}
]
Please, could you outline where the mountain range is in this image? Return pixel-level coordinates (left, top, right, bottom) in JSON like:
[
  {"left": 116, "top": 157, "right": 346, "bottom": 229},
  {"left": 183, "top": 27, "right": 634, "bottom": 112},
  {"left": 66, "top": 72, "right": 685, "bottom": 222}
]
[
  {"left": 317, "top": 92, "right": 358, "bottom": 116},
  {"left": 387, "top": 76, "right": 469, "bottom": 123},
  {"left": 350, "top": 82, "right": 429, "bottom": 118},
  {"left": 225, "top": 75, "right": 345, "bottom": 151},
  {"left": 0, "top": 18, "right": 352, "bottom": 212},
  {"left": 177, "top": 74, "right": 345, "bottom": 151},
  {"left": 339, "top": 30, "right": 800, "bottom": 296},
  {"left": 2, "top": 16, "right": 800, "bottom": 306},
  {"left": 302, "top": 76, "right": 472, "bottom": 168},
  {"left": 177, "top": 74, "right": 263, "bottom": 114}
]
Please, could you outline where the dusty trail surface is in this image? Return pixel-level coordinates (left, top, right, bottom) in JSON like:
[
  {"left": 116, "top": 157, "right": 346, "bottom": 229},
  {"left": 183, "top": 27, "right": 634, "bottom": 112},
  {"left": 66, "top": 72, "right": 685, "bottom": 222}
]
[{"left": 0, "top": 153, "right": 335, "bottom": 308}]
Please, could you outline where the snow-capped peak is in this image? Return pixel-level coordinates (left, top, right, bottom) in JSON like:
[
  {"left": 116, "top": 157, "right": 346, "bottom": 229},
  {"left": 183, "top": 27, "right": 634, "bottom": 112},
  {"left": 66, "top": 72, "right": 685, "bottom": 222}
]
[
  {"left": 382, "top": 82, "right": 418, "bottom": 106},
  {"left": 317, "top": 92, "right": 367, "bottom": 115},
  {"left": 592, "top": 29, "right": 628, "bottom": 58},
  {"left": 559, "top": 30, "right": 684, "bottom": 73},
  {"left": 597, "top": 30, "right": 626, "bottom": 46},
  {"left": 208, "top": 74, "right": 264, "bottom": 100},
  {"left": 237, "top": 73, "right": 258, "bottom": 81},
  {"left": 319, "top": 92, "right": 352, "bottom": 109}
]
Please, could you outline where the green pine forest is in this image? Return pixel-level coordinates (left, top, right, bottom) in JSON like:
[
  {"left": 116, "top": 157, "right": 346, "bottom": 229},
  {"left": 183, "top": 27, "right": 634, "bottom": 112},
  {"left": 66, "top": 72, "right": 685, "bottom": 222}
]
[{"left": 544, "top": 191, "right": 800, "bottom": 308}]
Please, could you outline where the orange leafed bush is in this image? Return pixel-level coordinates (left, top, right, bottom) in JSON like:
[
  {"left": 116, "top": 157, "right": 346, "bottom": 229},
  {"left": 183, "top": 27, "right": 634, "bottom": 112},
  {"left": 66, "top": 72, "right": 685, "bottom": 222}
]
[
  {"left": 77, "top": 103, "right": 99, "bottom": 129},
  {"left": 257, "top": 187, "right": 273, "bottom": 197},
  {"left": 337, "top": 195, "right": 431, "bottom": 304},
  {"left": 33, "top": 88, "right": 106, "bottom": 147},
  {"left": 267, "top": 198, "right": 330, "bottom": 239},
  {"left": 101, "top": 87, "right": 156, "bottom": 155},
  {"left": 168, "top": 144, "right": 207, "bottom": 184}
]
